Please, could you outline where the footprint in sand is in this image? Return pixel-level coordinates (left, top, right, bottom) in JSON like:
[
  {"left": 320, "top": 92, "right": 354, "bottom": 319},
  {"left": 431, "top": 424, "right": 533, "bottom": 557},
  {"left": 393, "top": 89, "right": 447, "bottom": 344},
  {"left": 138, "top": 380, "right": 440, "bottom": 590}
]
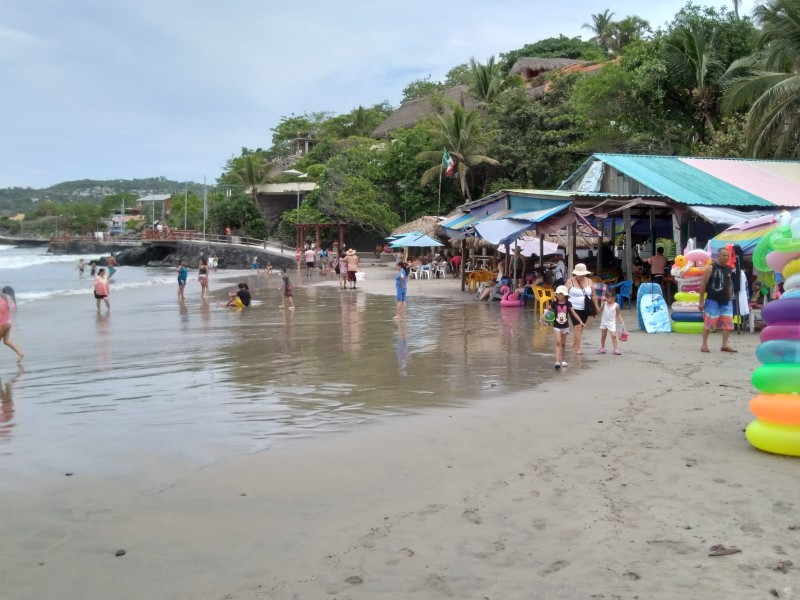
[
  {"left": 532, "top": 518, "right": 547, "bottom": 531},
  {"left": 462, "top": 508, "right": 482, "bottom": 524},
  {"left": 512, "top": 490, "right": 541, "bottom": 503},
  {"left": 386, "top": 547, "right": 415, "bottom": 566},
  {"left": 474, "top": 540, "right": 505, "bottom": 559},
  {"left": 418, "top": 503, "right": 446, "bottom": 519},
  {"left": 541, "top": 559, "right": 569, "bottom": 575}
]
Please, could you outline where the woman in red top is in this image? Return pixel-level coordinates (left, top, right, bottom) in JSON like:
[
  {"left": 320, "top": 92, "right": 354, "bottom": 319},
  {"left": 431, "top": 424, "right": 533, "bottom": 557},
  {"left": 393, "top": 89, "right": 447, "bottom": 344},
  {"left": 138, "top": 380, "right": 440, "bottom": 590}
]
[{"left": 0, "top": 287, "right": 23, "bottom": 363}]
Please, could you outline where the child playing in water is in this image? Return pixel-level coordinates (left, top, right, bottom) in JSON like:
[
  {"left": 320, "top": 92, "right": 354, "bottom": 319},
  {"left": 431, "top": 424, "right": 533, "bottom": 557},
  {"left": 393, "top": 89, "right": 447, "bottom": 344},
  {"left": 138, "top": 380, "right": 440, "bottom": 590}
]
[
  {"left": 0, "top": 287, "right": 23, "bottom": 363},
  {"left": 599, "top": 288, "right": 624, "bottom": 355},
  {"left": 221, "top": 283, "right": 251, "bottom": 308},
  {"left": 177, "top": 260, "right": 188, "bottom": 302},
  {"left": 279, "top": 267, "right": 294, "bottom": 310},
  {"left": 550, "top": 285, "right": 583, "bottom": 370}
]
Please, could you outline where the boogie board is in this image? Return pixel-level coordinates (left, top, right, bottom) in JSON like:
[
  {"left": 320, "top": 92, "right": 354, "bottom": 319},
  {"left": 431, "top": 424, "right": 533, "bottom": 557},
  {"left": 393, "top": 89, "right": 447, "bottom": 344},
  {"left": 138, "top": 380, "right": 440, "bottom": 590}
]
[
  {"left": 639, "top": 293, "right": 672, "bottom": 333},
  {"left": 637, "top": 283, "right": 663, "bottom": 331}
]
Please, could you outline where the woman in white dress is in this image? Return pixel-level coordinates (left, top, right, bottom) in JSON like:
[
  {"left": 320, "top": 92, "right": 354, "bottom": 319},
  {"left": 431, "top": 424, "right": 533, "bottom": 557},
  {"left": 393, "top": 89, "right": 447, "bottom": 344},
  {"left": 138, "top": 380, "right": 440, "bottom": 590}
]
[{"left": 565, "top": 263, "right": 600, "bottom": 354}]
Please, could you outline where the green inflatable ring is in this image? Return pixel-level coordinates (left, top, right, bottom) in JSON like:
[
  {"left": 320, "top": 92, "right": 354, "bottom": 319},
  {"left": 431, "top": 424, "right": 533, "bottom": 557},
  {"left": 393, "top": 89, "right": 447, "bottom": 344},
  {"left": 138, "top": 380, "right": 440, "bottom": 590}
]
[
  {"left": 672, "top": 320, "right": 704, "bottom": 334},
  {"left": 753, "top": 226, "right": 790, "bottom": 272},
  {"left": 674, "top": 291, "right": 700, "bottom": 303},
  {"left": 751, "top": 364, "right": 800, "bottom": 394},
  {"left": 773, "top": 236, "right": 800, "bottom": 253}
]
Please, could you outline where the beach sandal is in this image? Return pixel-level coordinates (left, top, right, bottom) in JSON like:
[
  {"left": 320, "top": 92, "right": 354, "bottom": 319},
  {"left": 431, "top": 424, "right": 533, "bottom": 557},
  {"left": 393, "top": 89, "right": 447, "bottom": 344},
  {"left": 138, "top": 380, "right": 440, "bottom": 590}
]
[
  {"left": 554, "top": 363, "right": 561, "bottom": 370},
  {"left": 561, "top": 361, "right": 568, "bottom": 368},
  {"left": 708, "top": 544, "right": 741, "bottom": 557},
  {"left": 700, "top": 347, "right": 710, "bottom": 353},
  {"left": 720, "top": 347, "right": 738, "bottom": 353},
  {"left": 599, "top": 348, "right": 607, "bottom": 354},
  {"left": 613, "top": 349, "right": 622, "bottom": 355}
]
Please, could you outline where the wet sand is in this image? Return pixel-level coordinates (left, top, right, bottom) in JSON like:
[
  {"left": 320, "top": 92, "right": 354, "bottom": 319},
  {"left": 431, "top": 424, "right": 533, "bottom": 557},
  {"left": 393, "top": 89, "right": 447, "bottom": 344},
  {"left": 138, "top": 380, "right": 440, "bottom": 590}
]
[{"left": 2, "top": 266, "right": 796, "bottom": 599}]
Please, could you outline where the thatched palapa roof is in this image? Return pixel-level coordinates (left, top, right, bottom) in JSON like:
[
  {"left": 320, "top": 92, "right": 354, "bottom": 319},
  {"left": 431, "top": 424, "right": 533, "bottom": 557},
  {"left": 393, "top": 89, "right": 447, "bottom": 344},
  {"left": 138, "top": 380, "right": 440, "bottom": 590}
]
[
  {"left": 509, "top": 57, "right": 581, "bottom": 79},
  {"left": 391, "top": 216, "right": 444, "bottom": 238},
  {"left": 371, "top": 84, "right": 483, "bottom": 138}
]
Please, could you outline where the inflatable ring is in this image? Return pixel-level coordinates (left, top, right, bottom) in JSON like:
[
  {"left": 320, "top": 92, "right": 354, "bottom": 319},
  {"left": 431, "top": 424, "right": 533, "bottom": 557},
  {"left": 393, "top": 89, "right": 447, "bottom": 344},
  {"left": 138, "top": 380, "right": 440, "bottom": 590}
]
[
  {"left": 746, "top": 419, "right": 800, "bottom": 456},
  {"left": 685, "top": 249, "right": 711, "bottom": 263},
  {"left": 671, "top": 302, "right": 701, "bottom": 313},
  {"left": 766, "top": 250, "right": 800, "bottom": 274},
  {"left": 671, "top": 311, "right": 704, "bottom": 322},
  {"left": 751, "top": 394, "right": 800, "bottom": 425},
  {"left": 683, "top": 267, "right": 706, "bottom": 278},
  {"left": 761, "top": 323, "right": 800, "bottom": 343},
  {"left": 674, "top": 291, "right": 700, "bottom": 303},
  {"left": 773, "top": 235, "right": 800, "bottom": 253},
  {"left": 782, "top": 288, "right": 800, "bottom": 300},
  {"left": 784, "top": 273, "right": 800, "bottom": 293},
  {"left": 680, "top": 283, "right": 702, "bottom": 293},
  {"left": 672, "top": 321, "right": 704, "bottom": 334},
  {"left": 762, "top": 298, "right": 800, "bottom": 325},
  {"left": 753, "top": 226, "right": 790, "bottom": 272},
  {"left": 752, "top": 364, "right": 800, "bottom": 394},
  {"left": 756, "top": 339, "right": 800, "bottom": 365},
  {"left": 781, "top": 258, "right": 800, "bottom": 279}
]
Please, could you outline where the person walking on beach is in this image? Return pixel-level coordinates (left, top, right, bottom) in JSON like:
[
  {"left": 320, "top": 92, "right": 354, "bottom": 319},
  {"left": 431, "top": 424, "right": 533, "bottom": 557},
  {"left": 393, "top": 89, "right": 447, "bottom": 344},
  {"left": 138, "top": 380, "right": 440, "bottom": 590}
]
[
  {"left": 304, "top": 247, "right": 315, "bottom": 277},
  {"left": 565, "top": 263, "right": 598, "bottom": 354},
  {"left": 550, "top": 285, "right": 582, "bottom": 369},
  {"left": 94, "top": 268, "right": 110, "bottom": 311},
  {"left": 345, "top": 248, "right": 360, "bottom": 289},
  {"left": 0, "top": 287, "right": 23, "bottom": 363},
  {"left": 279, "top": 267, "right": 295, "bottom": 310},
  {"left": 177, "top": 260, "right": 188, "bottom": 302},
  {"left": 598, "top": 288, "right": 624, "bottom": 355},
  {"left": 76, "top": 259, "right": 85, "bottom": 277},
  {"left": 394, "top": 262, "right": 408, "bottom": 320},
  {"left": 699, "top": 247, "right": 736, "bottom": 353},
  {"left": 198, "top": 259, "right": 210, "bottom": 298},
  {"left": 337, "top": 251, "right": 348, "bottom": 290},
  {"left": 105, "top": 254, "right": 118, "bottom": 281}
]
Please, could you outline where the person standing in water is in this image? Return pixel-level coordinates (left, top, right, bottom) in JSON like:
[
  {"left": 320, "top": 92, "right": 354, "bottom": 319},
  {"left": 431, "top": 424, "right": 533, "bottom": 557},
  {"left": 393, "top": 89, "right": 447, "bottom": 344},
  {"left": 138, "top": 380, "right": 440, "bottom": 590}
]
[
  {"left": 394, "top": 262, "right": 408, "bottom": 320},
  {"left": 198, "top": 259, "right": 210, "bottom": 298},
  {"left": 94, "top": 268, "right": 110, "bottom": 311},
  {"left": 106, "top": 254, "right": 118, "bottom": 281},
  {"left": 0, "top": 287, "right": 23, "bottom": 363},
  {"left": 76, "top": 259, "right": 85, "bottom": 277},
  {"left": 177, "top": 260, "right": 188, "bottom": 302},
  {"left": 279, "top": 267, "right": 295, "bottom": 310}
]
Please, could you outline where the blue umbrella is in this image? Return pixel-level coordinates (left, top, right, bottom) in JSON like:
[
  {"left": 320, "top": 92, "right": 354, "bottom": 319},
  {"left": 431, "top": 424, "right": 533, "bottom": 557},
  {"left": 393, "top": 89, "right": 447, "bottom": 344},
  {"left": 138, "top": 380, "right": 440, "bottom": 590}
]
[{"left": 390, "top": 234, "right": 444, "bottom": 248}]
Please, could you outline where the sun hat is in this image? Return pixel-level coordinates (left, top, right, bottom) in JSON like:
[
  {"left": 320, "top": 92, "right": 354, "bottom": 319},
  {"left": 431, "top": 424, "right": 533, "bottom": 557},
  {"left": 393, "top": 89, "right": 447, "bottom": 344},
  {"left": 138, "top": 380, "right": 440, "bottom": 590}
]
[
  {"left": 572, "top": 263, "right": 591, "bottom": 276},
  {"left": 555, "top": 285, "right": 569, "bottom": 296},
  {"left": 346, "top": 248, "right": 356, "bottom": 255}
]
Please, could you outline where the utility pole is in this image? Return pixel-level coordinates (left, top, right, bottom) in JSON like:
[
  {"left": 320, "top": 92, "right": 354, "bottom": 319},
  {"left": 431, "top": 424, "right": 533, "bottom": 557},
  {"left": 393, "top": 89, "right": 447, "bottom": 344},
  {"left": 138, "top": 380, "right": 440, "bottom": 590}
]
[
  {"left": 203, "top": 176, "right": 207, "bottom": 239},
  {"left": 184, "top": 182, "right": 188, "bottom": 230}
]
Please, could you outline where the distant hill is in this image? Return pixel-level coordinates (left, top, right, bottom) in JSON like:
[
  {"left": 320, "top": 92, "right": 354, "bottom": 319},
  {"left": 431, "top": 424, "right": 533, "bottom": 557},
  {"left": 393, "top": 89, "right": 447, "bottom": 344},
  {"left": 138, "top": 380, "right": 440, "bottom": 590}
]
[{"left": 0, "top": 177, "right": 210, "bottom": 213}]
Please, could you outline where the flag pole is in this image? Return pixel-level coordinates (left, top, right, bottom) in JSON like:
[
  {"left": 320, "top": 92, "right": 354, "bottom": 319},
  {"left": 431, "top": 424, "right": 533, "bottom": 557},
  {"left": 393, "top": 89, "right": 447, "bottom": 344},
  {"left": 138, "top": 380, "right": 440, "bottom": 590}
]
[{"left": 438, "top": 148, "right": 444, "bottom": 217}]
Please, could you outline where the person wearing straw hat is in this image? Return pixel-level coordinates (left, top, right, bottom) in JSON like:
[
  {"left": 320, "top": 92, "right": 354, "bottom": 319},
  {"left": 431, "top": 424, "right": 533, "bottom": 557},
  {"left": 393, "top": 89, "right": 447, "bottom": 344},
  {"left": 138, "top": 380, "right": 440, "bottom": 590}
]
[
  {"left": 345, "top": 248, "right": 360, "bottom": 289},
  {"left": 566, "top": 263, "right": 600, "bottom": 354}
]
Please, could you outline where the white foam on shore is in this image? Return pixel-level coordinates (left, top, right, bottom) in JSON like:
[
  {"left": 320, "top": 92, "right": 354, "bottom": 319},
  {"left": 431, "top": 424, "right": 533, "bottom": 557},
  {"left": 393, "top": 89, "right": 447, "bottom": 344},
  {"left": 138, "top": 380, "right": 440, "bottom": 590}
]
[{"left": 15, "top": 274, "right": 176, "bottom": 304}]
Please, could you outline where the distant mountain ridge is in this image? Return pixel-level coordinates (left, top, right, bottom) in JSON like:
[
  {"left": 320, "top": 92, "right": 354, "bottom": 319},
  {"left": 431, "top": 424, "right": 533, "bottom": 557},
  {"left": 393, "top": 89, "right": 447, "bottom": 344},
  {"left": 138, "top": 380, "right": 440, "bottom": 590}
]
[{"left": 0, "top": 177, "right": 208, "bottom": 213}]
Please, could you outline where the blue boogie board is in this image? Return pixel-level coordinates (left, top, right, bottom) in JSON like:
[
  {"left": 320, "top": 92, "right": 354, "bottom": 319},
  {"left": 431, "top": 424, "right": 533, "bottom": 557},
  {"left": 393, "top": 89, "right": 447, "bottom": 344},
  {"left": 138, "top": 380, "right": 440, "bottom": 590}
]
[
  {"left": 639, "top": 293, "right": 672, "bottom": 333},
  {"left": 637, "top": 283, "right": 663, "bottom": 331}
]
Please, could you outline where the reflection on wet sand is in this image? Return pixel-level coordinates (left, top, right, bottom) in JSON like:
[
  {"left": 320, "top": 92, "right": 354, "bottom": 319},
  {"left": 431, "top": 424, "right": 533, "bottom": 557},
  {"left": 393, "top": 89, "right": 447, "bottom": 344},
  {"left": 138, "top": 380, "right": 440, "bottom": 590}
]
[
  {"left": 5, "top": 285, "right": 568, "bottom": 464},
  {"left": 0, "top": 367, "right": 23, "bottom": 448}
]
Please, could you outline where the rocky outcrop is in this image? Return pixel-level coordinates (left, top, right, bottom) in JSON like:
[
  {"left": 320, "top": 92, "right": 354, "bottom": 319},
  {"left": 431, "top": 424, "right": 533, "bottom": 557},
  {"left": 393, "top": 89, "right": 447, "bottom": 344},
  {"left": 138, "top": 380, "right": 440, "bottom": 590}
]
[{"left": 117, "top": 242, "right": 296, "bottom": 270}]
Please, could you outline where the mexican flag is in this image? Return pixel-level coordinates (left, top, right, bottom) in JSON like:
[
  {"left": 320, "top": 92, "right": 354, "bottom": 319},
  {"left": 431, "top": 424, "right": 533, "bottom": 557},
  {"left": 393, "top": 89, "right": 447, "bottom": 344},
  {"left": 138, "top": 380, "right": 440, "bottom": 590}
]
[{"left": 442, "top": 148, "right": 456, "bottom": 177}]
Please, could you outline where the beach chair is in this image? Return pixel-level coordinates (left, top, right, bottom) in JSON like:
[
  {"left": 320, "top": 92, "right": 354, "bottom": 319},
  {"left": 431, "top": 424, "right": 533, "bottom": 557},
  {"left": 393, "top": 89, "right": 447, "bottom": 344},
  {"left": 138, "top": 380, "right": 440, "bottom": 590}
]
[
  {"left": 533, "top": 285, "right": 555, "bottom": 321},
  {"left": 608, "top": 280, "right": 634, "bottom": 309}
]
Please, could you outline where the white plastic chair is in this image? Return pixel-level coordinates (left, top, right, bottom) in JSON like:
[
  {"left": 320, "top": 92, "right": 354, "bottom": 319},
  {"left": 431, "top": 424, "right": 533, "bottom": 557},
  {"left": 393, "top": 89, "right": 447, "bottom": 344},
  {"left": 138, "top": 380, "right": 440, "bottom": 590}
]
[
  {"left": 421, "top": 265, "right": 432, "bottom": 279},
  {"left": 435, "top": 262, "right": 449, "bottom": 279},
  {"left": 409, "top": 265, "right": 422, "bottom": 279}
]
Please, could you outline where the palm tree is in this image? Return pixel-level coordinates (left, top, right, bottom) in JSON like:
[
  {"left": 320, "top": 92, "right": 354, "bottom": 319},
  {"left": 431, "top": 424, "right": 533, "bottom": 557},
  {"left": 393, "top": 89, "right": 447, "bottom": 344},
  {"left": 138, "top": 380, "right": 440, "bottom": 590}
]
[
  {"left": 733, "top": 0, "right": 741, "bottom": 19},
  {"left": 231, "top": 154, "right": 271, "bottom": 202},
  {"left": 665, "top": 21, "right": 723, "bottom": 139},
  {"left": 723, "top": 0, "right": 800, "bottom": 156},
  {"left": 416, "top": 105, "right": 499, "bottom": 201},
  {"left": 583, "top": 9, "right": 616, "bottom": 53},
  {"left": 612, "top": 16, "right": 652, "bottom": 51},
  {"left": 467, "top": 56, "right": 523, "bottom": 103}
]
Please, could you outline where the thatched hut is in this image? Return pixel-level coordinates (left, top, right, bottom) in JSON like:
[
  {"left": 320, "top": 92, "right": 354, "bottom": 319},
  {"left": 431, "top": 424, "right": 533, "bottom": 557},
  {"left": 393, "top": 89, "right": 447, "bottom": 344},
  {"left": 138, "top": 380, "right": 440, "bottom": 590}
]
[
  {"left": 391, "top": 216, "right": 444, "bottom": 238},
  {"left": 371, "top": 85, "right": 482, "bottom": 138},
  {"left": 508, "top": 57, "right": 581, "bottom": 82}
]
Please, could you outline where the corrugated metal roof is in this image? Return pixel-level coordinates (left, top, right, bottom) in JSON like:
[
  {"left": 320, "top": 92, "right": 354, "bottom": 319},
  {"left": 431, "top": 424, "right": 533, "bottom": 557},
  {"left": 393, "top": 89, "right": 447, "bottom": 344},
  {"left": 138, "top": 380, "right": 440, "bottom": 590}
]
[
  {"left": 593, "top": 154, "right": 776, "bottom": 207},
  {"left": 681, "top": 158, "right": 800, "bottom": 207}
]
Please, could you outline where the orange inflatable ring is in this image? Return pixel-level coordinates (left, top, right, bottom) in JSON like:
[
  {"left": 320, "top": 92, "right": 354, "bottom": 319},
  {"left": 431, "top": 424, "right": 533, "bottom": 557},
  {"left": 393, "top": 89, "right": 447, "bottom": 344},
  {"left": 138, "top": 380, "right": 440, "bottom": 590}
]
[
  {"left": 684, "top": 267, "right": 706, "bottom": 277},
  {"left": 750, "top": 394, "right": 800, "bottom": 426}
]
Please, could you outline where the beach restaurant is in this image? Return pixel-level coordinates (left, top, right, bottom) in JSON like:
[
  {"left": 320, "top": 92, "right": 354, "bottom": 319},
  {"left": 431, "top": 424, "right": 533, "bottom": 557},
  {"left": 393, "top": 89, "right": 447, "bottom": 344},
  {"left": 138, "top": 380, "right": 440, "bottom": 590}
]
[{"left": 440, "top": 154, "right": 800, "bottom": 284}]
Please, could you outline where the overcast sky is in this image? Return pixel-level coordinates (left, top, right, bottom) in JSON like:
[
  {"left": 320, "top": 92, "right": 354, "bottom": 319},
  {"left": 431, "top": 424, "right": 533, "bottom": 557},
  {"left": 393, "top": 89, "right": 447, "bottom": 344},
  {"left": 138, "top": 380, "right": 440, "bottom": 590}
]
[{"left": 0, "top": 0, "right": 750, "bottom": 188}]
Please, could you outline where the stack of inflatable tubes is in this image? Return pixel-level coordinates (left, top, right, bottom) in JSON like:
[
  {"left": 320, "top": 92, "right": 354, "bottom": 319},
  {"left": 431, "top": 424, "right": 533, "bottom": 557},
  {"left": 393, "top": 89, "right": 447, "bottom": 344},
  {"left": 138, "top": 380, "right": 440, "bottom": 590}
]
[
  {"left": 747, "top": 298, "right": 800, "bottom": 455},
  {"left": 669, "top": 249, "right": 710, "bottom": 334}
]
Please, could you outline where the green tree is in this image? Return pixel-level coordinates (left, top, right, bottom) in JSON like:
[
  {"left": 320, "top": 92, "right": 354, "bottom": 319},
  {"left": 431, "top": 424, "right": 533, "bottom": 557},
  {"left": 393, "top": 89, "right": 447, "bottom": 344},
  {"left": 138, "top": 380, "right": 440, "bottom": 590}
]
[
  {"left": 207, "top": 192, "right": 267, "bottom": 238},
  {"left": 612, "top": 16, "right": 652, "bottom": 52},
  {"left": 401, "top": 76, "right": 445, "bottom": 102},
  {"left": 467, "top": 56, "right": 524, "bottom": 103},
  {"left": 499, "top": 36, "right": 606, "bottom": 71},
  {"left": 416, "top": 105, "right": 499, "bottom": 201},
  {"left": 167, "top": 191, "right": 204, "bottom": 230},
  {"left": 583, "top": 9, "right": 617, "bottom": 53},
  {"left": 100, "top": 193, "right": 138, "bottom": 215},
  {"left": 225, "top": 152, "right": 272, "bottom": 202},
  {"left": 723, "top": 0, "right": 800, "bottom": 156},
  {"left": 444, "top": 63, "right": 471, "bottom": 85}
]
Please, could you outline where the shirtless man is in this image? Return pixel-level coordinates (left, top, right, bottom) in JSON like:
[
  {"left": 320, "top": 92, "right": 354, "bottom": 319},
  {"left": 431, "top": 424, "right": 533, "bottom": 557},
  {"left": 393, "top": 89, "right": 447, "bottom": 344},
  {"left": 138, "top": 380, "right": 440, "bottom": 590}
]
[{"left": 106, "top": 254, "right": 118, "bottom": 281}]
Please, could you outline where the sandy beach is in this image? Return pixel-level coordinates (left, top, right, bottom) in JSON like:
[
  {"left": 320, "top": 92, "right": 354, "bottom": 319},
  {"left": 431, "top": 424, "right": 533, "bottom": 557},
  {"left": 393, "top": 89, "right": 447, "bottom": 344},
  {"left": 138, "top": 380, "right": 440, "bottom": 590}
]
[{"left": 2, "top": 264, "right": 797, "bottom": 599}]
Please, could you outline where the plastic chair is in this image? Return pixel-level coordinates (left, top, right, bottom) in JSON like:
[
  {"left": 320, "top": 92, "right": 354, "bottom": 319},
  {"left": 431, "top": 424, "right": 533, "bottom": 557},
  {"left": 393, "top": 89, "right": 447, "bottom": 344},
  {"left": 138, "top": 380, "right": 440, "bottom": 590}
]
[
  {"left": 421, "top": 265, "right": 432, "bottom": 279},
  {"left": 409, "top": 265, "right": 422, "bottom": 279},
  {"left": 608, "top": 280, "right": 634, "bottom": 309},
  {"left": 520, "top": 285, "right": 537, "bottom": 307},
  {"left": 533, "top": 285, "right": 555, "bottom": 321},
  {"left": 435, "top": 262, "right": 449, "bottom": 279}
]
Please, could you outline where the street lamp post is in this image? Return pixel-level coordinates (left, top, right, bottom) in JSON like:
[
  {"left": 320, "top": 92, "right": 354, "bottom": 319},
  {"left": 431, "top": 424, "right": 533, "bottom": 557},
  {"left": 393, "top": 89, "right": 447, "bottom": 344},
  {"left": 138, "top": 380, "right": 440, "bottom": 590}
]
[{"left": 282, "top": 169, "right": 307, "bottom": 224}]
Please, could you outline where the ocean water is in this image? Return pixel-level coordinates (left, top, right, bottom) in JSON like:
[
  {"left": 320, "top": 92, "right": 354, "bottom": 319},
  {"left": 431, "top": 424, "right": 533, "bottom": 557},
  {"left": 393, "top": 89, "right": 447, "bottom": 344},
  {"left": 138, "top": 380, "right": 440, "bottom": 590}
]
[
  {"left": 0, "top": 245, "right": 174, "bottom": 304},
  {"left": 0, "top": 247, "right": 566, "bottom": 483}
]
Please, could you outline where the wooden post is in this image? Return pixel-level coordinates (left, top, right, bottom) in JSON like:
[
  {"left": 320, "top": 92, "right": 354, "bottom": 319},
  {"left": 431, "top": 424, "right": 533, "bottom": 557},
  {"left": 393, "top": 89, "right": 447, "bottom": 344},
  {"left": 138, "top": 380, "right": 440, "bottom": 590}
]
[
  {"left": 339, "top": 224, "right": 345, "bottom": 250},
  {"left": 623, "top": 208, "right": 633, "bottom": 280},
  {"left": 596, "top": 218, "right": 604, "bottom": 278},
  {"left": 567, "top": 222, "right": 576, "bottom": 276},
  {"left": 315, "top": 225, "right": 321, "bottom": 251},
  {"left": 460, "top": 242, "right": 467, "bottom": 291},
  {"left": 539, "top": 234, "right": 544, "bottom": 270},
  {"left": 650, "top": 207, "right": 657, "bottom": 258}
]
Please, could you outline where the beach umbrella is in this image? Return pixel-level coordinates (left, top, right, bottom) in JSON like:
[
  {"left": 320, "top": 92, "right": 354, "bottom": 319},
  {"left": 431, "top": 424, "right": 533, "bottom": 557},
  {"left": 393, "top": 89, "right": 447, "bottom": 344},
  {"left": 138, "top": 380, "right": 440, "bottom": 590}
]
[
  {"left": 498, "top": 236, "right": 560, "bottom": 257},
  {"left": 390, "top": 234, "right": 444, "bottom": 248},
  {"left": 708, "top": 213, "right": 784, "bottom": 257}
]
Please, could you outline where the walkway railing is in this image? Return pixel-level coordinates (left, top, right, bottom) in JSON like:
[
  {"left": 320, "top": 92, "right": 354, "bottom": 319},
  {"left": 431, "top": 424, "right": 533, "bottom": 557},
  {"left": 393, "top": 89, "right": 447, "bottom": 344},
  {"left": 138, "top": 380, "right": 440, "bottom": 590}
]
[
  {"left": 49, "top": 235, "right": 141, "bottom": 245},
  {"left": 49, "top": 230, "right": 291, "bottom": 253}
]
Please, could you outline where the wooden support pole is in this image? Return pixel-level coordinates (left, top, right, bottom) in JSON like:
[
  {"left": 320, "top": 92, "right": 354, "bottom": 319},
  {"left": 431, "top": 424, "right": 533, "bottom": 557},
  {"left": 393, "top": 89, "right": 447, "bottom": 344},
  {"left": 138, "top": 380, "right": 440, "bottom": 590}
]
[
  {"left": 567, "top": 222, "right": 576, "bottom": 276},
  {"left": 623, "top": 208, "right": 633, "bottom": 280}
]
